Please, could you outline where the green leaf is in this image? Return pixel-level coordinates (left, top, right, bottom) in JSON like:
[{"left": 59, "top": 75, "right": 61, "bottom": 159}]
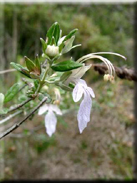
[
  {"left": 25, "top": 56, "right": 36, "bottom": 71},
  {"left": 4, "top": 83, "right": 22, "bottom": 103},
  {"left": 34, "top": 55, "right": 41, "bottom": 71},
  {"left": 0, "top": 108, "right": 8, "bottom": 115},
  {"left": 10, "top": 62, "right": 30, "bottom": 78},
  {"left": 47, "top": 22, "right": 60, "bottom": 45},
  {"left": 61, "top": 36, "right": 75, "bottom": 54},
  {"left": 54, "top": 23, "right": 60, "bottom": 45},
  {"left": 63, "top": 29, "right": 78, "bottom": 42},
  {"left": 40, "top": 38, "right": 47, "bottom": 52},
  {"left": 47, "top": 22, "right": 56, "bottom": 45},
  {"left": 51, "top": 60, "right": 82, "bottom": 72}
]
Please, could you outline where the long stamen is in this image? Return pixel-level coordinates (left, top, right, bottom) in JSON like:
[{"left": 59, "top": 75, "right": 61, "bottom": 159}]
[
  {"left": 91, "top": 52, "right": 126, "bottom": 60},
  {"left": 77, "top": 54, "right": 113, "bottom": 76}
]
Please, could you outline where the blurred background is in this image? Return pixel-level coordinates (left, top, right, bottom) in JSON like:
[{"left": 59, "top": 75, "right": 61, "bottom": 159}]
[{"left": 0, "top": 3, "right": 134, "bottom": 180}]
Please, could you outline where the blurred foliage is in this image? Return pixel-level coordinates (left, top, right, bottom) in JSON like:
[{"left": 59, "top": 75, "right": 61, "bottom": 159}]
[{"left": 3, "top": 4, "right": 133, "bottom": 66}]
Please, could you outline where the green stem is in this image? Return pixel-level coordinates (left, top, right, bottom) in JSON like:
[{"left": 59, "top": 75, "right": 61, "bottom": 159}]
[{"left": 35, "top": 63, "right": 50, "bottom": 95}]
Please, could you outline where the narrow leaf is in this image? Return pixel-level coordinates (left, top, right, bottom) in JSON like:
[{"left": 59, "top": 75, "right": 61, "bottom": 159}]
[
  {"left": 51, "top": 60, "right": 82, "bottom": 72},
  {"left": 25, "top": 56, "right": 36, "bottom": 71},
  {"left": 63, "top": 29, "right": 78, "bottom": 42},
  {"left": 54, "top": 23, "right": 60, "bottom": 45},
  {"left": 10, "top": 62, "right": 30, "bottom": 78},
  {"left": 34, "top": 55, "right": 41, "bottom": 71},
  {"left": 4, "top": 83, "right": 22, "bottom": 103},
  {"left": 62, "top": 36, "right": 75, "bottom": 54},
  {"left": 40, "top": 38, "right": 47, "bottom": 52},
  {"left": 46, "top": 22, "right": 56, "bottom": 45}
]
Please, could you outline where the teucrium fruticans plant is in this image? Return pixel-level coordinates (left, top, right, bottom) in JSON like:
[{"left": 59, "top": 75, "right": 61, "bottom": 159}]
[{"left": 0, "top": 22, "right": 126, "bottom": 138}]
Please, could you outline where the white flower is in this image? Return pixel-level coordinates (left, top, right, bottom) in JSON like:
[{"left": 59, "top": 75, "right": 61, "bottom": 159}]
[
  {"left": 72, "top": 79, "right": 95, "bottom": 133},
  {"left": 45, "top": 45, "right": 59, "bottom": 58},
  {"left": 38, "top": 104, "right": 62, "bottom": 137},
  {"left": 64, "top": 63, "right": 92, "bottom": 85}
]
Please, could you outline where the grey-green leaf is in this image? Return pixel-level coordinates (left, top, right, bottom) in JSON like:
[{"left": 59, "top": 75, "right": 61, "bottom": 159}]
[
  {"left": 4, "top": 83, "right": 22, "bottom": 103},
  {"left": 40, "top": 38, "right": 47, "bottom": 52},
  {"left": 61, "top": 36, "right": 75, "bottom": 54},
  {"left": 63, "top": 29, "right": 78, "bottom": 42},
  {"left": 10, "top": 62, "right": 30, "bottom": 78}
]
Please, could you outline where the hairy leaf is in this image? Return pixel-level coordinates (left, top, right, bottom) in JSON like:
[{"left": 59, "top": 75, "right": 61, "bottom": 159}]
[{"left": 4, "top": 83, "right": 22, "bottom": 103}]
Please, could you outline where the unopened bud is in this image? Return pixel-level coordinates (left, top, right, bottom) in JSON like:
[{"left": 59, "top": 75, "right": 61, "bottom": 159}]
[
  {"left": 45, "top": 45, "right": 59, "bottom": 58},
  {"left": 42, "top": 85, "right": 49, "bottom": 91},
  {"left": 54, "top": 88, "right": 61, "bottom": 101},
  {"left": 53, "top": 100, "right": 60, "bottom": 105}
]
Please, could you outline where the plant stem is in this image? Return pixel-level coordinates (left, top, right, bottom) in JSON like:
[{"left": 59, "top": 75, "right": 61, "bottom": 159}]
[
  {"left": 0, "top": 69, "right": 16, "bottom": 75},
  {"left": 0, "top": 96, "right": 47, "bottom": 139},
  {"left": 35, "top": 63, "right": 50, "bottom": 95},
  {"left": 0, "top": 110, "right": 22, "bottom": 124},
  {"left": 8, "top": 98, "right": 32, "bottom": 113}
]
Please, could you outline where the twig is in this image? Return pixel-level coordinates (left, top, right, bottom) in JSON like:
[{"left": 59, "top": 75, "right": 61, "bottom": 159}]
[
  {"left": 8, "top": 125, "right": 43, "bottom": 138},
  {"left": 93, "top": 64, "right": 137, "bottom": 81},
  {"left": 16, "top": 84, "right": 27, "bottom": 94},
  {"left": 0, "top": 97, "right": 47, "bottom": 139},
  {"left": 0, "top": 110, "right": 22, "bottom": 125},
  {"left": 0, "top": 69, "right": 16, "bottom": 75},
  {"left": 8, "top": 98, "right": 32, "bottom": 113}
]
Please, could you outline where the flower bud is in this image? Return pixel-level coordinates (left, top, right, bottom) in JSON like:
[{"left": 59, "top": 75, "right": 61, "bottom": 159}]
[
  {"left": 45, "top": 45, "right": 59, "bottom": 58},
  {"left": 104, "top": 74, "right": 110, "bottom": 81},
  {"left": 104, "top": 74, "right": 114, "bottom": 83}
]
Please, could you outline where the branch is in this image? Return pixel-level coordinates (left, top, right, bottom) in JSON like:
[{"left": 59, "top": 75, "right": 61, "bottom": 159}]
[
  {"left": 0, "top": 97, "right": 47, "bottom": 140},
  {"left": 8, "top": 125, "right": 43, "bottom": 138},
  {"left": 93, "top": 64, "right": 137, "bottom": 81},
  {"left": 8, "top": 98, "right": 32, "bottom": 113},
  {"left": 16, "top": 84, "right": 27, "bottom": 94},
  {"left": 0, "top": 69, "right": 16, "bottom": 75},
  {"left": 0, "top": 110, "right": 22, "bottom": 125}
]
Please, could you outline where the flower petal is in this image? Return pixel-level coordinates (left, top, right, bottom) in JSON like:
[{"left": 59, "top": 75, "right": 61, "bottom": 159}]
[
  {"left": 72, "top": 83, "right": 83, "bottom": 102},
  {"left": 86, "top": 87, "right": 95, "bottom": 98},
  {"left": 45, "top": 110, "right": 57, "bottom": 137},
  {"left": 78, "top": 79, "right": 87, "bottom": 86},
  {"left": 77, "top": 91, "right": 92, "bottom": 133},
  {"left": 64, "top": 64, "right": 91, "bottom": 85},
  {"left": 38, "top": 104, "right": 48, "bottom": 115},
  {"left": 72, "top": 64, "right": 92, "bottom": 80},
  {"left": 50, "top": 104, "right": 62, "bottom": 115}
]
